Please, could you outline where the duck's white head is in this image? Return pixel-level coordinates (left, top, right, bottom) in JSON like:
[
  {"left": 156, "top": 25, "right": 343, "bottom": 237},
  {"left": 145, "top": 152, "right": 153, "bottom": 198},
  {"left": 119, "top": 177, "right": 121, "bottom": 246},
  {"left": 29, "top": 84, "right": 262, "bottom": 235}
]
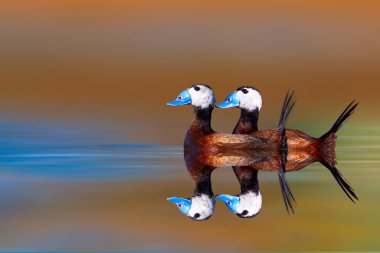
[
  {"left": 167, "top": 194, "right": 215, "bottom": 221},
  {"left": 167, "top": 84, "right": 215, "bottom": 109},
  {"left": 216, "top": 191, "right": 262, "bottom": 218},
  {"left": 216, "top": 86, "right": 262, "bottom": 112}
]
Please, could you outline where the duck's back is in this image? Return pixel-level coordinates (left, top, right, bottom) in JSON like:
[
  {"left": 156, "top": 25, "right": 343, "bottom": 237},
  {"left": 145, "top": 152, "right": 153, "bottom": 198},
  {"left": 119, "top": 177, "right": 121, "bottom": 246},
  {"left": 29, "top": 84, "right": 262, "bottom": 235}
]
[{"left": 286, "top": 129, "right": 318, "bottom": 149}]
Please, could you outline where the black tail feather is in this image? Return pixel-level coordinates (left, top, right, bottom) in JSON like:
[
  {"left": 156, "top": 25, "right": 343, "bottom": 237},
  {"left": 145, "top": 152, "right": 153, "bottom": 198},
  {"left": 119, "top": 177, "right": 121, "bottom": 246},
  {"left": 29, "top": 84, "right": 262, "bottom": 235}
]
[
  {"left": 278, "top": 90, "right": 296, "bottom": 129},
  {"left": 316, "top": 101, "right": 359, "bottom": 203},
  {"left": 278, "top": 148, "right": 296, "bottom": 214},
  {"left": 277, "top": 90, "right": 296, "bottom": 214},
  {"left": 278, "top": 173, "right": 296, "bottom": 214},
  {"left": 321, "top": 101, "right": 358, "bottom": 139},
  {"left": 320, "top": 160, "right": 359, "bottom": 202}
]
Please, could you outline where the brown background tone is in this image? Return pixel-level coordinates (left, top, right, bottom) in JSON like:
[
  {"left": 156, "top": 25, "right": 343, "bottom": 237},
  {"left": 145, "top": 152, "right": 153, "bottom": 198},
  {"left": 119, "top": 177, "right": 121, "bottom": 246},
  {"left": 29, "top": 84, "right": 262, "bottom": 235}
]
[{"left": 1, "top": 1, "right": 379, "bottom": 145}]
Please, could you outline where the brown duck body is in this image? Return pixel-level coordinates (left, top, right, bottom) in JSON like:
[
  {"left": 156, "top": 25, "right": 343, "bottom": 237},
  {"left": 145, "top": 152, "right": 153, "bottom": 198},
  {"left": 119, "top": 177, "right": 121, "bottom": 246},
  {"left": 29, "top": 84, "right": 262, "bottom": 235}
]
[
  {"left": 184, "top": 106, "right": 277, "bottom": 152},
  {"left": 232, "top": 109, "right": 336, "bottom": 167},
  {"left": 184, "top": 124, "right": 277, "bottom": 152}
]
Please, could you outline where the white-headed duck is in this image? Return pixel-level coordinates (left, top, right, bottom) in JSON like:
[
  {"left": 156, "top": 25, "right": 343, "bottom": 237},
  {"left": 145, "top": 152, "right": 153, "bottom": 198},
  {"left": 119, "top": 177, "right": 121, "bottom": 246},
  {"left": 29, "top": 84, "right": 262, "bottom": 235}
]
[{"left": 216, "top": 86, "right": 358, "bottom": 206}]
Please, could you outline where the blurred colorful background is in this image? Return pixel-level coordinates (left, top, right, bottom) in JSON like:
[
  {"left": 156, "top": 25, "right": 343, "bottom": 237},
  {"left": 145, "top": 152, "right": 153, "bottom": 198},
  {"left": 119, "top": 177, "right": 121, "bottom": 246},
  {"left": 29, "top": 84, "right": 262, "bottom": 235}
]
[{"left": 0, "top": 1, "right": 379, "bottom": 252}]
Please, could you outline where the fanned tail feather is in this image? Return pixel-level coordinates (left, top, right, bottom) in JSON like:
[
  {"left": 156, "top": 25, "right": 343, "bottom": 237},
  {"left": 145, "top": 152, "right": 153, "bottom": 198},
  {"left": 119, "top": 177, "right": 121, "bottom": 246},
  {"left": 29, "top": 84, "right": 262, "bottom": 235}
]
[
  {"left": 317, "top": 101, "right": 359, "bottom": 202},
  {"left": 320, "top": 160, "right": 358, "bottom": 202},
  {"left": 278, "top": 90, "right": 296, "bottom": 130},
  {"left": 320, "top": 101, "right": 358, "bottom": 139},
  {"left": 278, "top": 171, "right": 296, "bottom": 214}
]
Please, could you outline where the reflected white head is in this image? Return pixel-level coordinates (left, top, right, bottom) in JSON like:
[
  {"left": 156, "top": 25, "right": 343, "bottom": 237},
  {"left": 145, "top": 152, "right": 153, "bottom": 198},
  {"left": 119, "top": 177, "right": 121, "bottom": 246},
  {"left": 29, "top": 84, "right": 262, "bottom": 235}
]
[
  {"left": 167, "top": 194, "right": 215, "bottom": 221},
  {"left": 237, "top": 191, "right": 262, "bottom": 218},
  {"left": 188, "top": 194, "right": 215, "bottom": 220},
  {"left": 217, "top": 191, "right": 262, "bottom": 218}
]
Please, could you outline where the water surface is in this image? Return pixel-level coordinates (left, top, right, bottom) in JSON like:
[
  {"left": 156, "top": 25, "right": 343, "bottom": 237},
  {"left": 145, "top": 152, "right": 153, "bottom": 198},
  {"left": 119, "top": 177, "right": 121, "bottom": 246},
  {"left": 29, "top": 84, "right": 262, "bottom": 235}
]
[{"left": 0, "top": 122, "right": 379, "bottom": 252}]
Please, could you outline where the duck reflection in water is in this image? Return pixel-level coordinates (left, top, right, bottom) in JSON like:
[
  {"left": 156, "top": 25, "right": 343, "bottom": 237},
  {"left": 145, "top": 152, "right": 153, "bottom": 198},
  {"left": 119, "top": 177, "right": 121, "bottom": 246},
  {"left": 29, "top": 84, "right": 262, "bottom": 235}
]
[
  {"left": 167, "top": 147, "right": 277, "bottom": 221},
  {"left": 168, "top": 141, "right": 357, "bottom": 220},
  {"left": 217, "top": 142, "right": 359, "bottom": 217}
]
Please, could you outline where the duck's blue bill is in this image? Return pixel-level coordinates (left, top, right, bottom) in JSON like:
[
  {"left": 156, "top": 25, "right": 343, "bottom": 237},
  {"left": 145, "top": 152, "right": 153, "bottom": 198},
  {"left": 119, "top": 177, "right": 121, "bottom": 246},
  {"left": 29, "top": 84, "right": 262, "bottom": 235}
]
[
  {"left": 167, "top": 196, "right": 191, "bottom": 215},
  {"left": 167, "top": 89, "right": 191, "bottom": 106},
  {"left": 215, "top": 91, "right": 239, "bottom": 108},
  {"left": 216, "top": 194, "right": 240, "bottom": 213}
]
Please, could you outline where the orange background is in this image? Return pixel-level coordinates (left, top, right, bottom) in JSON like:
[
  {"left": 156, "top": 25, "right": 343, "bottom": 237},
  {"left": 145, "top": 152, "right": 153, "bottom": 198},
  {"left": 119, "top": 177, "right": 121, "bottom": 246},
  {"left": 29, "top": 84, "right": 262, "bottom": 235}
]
[{"left": 1, "top": 0, "right": 379, "bottom": 144}]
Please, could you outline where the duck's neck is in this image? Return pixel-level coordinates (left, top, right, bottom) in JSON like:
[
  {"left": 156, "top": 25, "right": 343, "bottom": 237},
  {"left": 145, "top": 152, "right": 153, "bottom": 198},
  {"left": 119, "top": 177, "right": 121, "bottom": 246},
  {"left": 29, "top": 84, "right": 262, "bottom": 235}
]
[
  {"left": 193, "top": 166, "right": 214, "bottom": 197},
  {"left": 191, "top": 106, "right": 214, "bottom": 134},
  {"left": 233, "top": 166, "right": 259, "bottom": 194},
  {"left": 233, "top": 109, "right": 259, "bottom": 134}
]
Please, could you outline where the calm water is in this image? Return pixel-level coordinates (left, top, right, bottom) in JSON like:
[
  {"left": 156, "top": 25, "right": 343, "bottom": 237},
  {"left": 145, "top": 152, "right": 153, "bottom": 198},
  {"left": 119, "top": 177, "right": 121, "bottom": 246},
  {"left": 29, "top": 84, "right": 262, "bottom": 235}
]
[{"left": 0, "top": 122, "right": 379, "bottom": 252}]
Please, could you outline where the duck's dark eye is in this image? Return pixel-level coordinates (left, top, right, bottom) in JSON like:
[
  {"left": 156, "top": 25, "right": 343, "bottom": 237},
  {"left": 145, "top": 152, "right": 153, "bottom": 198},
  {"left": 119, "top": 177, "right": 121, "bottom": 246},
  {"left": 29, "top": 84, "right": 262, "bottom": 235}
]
[
  {"left": 178, "top": 96, "right": 182, "bottom": 100},
  {"left": 227, "top": 98, "right": 232, "bottom": 102},
  {"left": 242, "top": 210, "right": 249, "bottom": 215},
  {"left": 178, "top": 204, "right": 182, "bottom": 208},
  {"left": 227, "top": 201, "right": 231, "bottom": 205},
  {"left": 242, "top": 89, "right": 248, "bottom": 94},
  {"left": 194, "top": 86, "right": 200, "bottom": 91},
  {"left": 194, "top": 213, "right": 200, "bottom": 219}
]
